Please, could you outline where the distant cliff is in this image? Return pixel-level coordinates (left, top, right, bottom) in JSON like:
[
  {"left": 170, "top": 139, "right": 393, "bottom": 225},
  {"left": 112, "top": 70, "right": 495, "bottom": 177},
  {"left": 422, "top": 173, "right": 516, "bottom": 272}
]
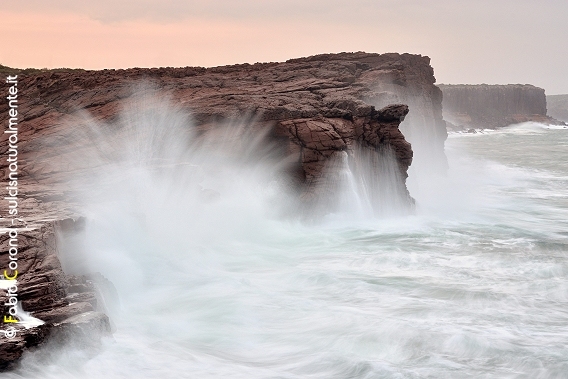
[
  {"left": 439, "top": 84, "right": 564, "bottom": 130},
  {"left": 547, "top": 94, "right": 568, "bottom": 122}
]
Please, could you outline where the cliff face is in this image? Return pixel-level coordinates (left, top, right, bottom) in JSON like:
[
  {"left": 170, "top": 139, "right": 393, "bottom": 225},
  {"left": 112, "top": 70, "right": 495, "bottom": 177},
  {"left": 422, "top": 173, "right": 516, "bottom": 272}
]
[
  {"left": 547, "top": 94, "right": 568, "bottom": 122},
  {"left": 0, "top": 52, "right": 444, "bottom": 367},
  {"left": 0, "top": 52, "right": 447, "bottom": 197},
  {"left": 0, "top": 219, "right": 112, "bottom": 369},
  {"left": 439, "top": 84, "right": 565, "bottom": 130}
]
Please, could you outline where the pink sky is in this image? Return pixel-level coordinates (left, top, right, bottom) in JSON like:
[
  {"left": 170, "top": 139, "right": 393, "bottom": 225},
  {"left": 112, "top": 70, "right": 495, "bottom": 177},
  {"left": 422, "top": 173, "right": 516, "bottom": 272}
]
[{"left": 2, "top": 1, "right": 567, "bottom": 94}]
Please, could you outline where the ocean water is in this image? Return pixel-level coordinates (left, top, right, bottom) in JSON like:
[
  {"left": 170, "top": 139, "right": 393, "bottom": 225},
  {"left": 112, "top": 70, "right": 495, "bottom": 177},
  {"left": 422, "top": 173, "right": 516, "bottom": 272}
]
[{"left": 7, "top": 119, "right": 568, "bottom": 378}]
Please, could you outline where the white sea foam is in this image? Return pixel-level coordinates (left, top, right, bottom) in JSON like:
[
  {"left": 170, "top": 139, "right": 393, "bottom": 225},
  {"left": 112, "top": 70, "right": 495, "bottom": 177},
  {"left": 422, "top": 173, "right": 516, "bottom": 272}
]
[
  {"left": 15, "top": 303, "right": 45, "bottom": 329},
  {"left": 0, "top": 281, "right": 45, "bottom": 328}
]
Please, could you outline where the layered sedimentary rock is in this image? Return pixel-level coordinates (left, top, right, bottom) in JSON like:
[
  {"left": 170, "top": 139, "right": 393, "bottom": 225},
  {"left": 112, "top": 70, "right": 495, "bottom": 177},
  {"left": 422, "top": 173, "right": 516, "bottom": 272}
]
[
  {"left": 547, "top": 94, "right": 568, "bottom": 122},
  {"left": 0, "top": 52, "right": 444, "bottom": 367},
  {"left": 439, "top": 84, "right": 565, "bottom": 130}
]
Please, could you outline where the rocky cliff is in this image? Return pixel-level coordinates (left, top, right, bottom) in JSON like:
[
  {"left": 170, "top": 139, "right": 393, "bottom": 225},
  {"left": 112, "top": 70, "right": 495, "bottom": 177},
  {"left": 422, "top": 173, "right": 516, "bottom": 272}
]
[
  {"left": 0, "top": 219, "right": 112, "bottom": 369},
  {"left": 547, "top": 94, "right": 568, "bottom": 122},
  {"left": 0, "top": 52, "right": 445, "bottom": 368},
  {"left": 439, "top": 84, "right": 565, "bottom": 130}
]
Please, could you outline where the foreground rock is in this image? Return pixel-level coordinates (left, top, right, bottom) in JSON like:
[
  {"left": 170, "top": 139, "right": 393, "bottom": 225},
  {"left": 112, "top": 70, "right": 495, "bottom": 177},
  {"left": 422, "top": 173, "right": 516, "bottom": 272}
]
[
  {"left": 439, "top": 84, "right": 565, "bottom": 130},
  {"left": 0, "top": 52, "right": 445, "bottom": 367},
  {"left": 0, "top": 219, "right": 111, "bottom": 370}
]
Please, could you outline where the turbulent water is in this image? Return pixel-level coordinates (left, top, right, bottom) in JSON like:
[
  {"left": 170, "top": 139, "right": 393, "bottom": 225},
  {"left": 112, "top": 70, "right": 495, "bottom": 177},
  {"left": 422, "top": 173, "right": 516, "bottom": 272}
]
[{"left": 8, "top": 117, "right": 568, "bottom": 378}]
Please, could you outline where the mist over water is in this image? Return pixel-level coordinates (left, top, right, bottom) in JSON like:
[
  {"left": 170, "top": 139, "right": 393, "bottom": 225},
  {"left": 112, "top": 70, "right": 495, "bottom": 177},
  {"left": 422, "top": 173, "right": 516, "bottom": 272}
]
[{"left": 8, "top": 91, "right": 568, "bottom": 379}]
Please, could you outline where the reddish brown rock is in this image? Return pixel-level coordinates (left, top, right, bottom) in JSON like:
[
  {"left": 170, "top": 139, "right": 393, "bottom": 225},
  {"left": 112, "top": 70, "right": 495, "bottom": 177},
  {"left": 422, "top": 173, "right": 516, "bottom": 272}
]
[
  {"left": 0, "top": 220, "right": 111, "bottom": 370},
  {"left": 276, "top": 104, "right": 411, "bottom": 187}
]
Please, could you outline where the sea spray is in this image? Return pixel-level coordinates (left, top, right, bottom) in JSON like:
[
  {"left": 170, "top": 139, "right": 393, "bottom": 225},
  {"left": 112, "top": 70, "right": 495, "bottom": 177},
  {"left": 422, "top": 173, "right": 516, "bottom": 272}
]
[
  {"left": 311, "top": 146, "right": 413, "bottom": 221},
  {"left": 7, "top": 88, "right": 568, "bottom": 379}
]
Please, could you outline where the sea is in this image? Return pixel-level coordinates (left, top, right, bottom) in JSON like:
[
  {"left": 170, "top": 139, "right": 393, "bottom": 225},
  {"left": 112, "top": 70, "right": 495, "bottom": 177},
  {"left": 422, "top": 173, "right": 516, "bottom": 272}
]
[{"left": 5, "top": 109, "right": 568, "bottom": 378}]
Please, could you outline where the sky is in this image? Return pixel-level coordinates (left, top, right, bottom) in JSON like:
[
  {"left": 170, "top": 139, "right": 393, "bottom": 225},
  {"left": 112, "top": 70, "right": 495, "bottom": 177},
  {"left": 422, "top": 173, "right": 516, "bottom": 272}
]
[{"left": 2, "top": 0, "right": 567, "bottom": 94}]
